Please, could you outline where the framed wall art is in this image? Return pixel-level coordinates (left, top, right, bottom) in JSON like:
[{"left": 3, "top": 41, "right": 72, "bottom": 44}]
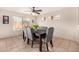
[
  {"left": 3, "top": 15, "right": 9, "bottom": 24},
  {"left": 51, "top": 16, "right": 53, "bottom": 20}
]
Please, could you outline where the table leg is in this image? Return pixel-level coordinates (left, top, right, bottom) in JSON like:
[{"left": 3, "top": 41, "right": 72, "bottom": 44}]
[
  {"left": 27, "top": 38, "right": 29, "bottom": 44},
  {"left": 39, "top": 35, "right": 42, "bottom": 52},
  {"left": 23, "top": 31, "right": 24, "bottom": 39}
]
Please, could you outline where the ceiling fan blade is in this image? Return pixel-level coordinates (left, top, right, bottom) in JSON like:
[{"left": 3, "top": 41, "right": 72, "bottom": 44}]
[
  {"left": 34, "top": 11, "right": 40, "bottom": 14},
  {"left": 35, "top": 9, "right": 42, "bottom": 11}
]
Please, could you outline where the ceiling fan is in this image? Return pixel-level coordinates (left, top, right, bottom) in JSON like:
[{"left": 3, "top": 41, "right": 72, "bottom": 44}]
[
  {"left": 25, "top": 7, "right": 42, "bottom": 15},
  {"left": 32, "top": 7, "right": 42, "bottom": 14}
]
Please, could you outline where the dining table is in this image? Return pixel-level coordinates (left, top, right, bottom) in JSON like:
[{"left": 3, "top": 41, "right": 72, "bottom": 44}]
[{"left": 33, "top": 27, "right": 47, "bottom": 52}]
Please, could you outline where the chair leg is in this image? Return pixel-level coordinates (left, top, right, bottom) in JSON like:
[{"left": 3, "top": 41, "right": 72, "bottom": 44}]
[
  {"left": 50, "top": 40, "right": 53, "bottom": 47},
  {"left": 31, "top": 40, "right": 34, "bottom": 48},
  {"left": 27, "top": 38, "right": 29, "bottom": 44},
  {"left": 23, "top": 37, "right": 26, "bottom": 42},
  {"left": 46, "top": 43, "right": 49, "bottom": 51}
]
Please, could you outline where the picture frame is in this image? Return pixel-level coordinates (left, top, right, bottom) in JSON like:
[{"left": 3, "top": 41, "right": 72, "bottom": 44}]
[
  {"left": 3, "top": 15, "right": 9, "bottom": 24},
  {"left": 51, "top": 16, "right": 53, "bottom": 20}
]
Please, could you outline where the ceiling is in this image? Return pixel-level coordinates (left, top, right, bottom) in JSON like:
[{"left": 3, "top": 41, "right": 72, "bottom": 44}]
[{"left": 0, "top": 7, "right": 64, "bottom": 15}]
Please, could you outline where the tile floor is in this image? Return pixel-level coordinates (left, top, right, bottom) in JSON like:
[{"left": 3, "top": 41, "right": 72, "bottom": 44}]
[{"left": 0, "top": 36, "right": 79, "bottom": 52}]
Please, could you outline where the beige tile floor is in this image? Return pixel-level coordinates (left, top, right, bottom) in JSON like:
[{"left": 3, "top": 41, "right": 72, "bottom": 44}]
[{"left": 0, "top": 36, "right": 79, "bottom": 52}]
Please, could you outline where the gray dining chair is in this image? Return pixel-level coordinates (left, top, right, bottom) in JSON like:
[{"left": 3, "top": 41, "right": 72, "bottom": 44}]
[
  {"left": 43, "top": 27, "right": 54, "bottom": 51},
  {"left": 26, "top": 27, "right": 36, "bottom": 48},
  {"left": 23, "top": 28, "right": 27, "bottom": 42}
]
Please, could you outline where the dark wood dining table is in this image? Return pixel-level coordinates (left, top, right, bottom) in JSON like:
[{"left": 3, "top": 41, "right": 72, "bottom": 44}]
[{"left": 34, "top": 28, "right": 46, "bottom": 52}]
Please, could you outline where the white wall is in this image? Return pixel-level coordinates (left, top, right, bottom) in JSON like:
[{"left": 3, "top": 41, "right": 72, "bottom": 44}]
[
  {"left": 37, "top": 7, "right": 79, "bottom": 43},
  {"left": 78, "top": 8, "right": 79, "bottom": 42},
  {"left": 0, "top": 9, "right": 35, "bottom": 38}
]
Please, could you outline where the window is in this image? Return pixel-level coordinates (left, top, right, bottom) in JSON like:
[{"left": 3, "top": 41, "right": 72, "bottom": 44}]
[
  {"left": 13, "top": 16, "right": 22, "bottom": 30},
  {"left": 23, "top": 18, "right": 32, "bottom": 27}
]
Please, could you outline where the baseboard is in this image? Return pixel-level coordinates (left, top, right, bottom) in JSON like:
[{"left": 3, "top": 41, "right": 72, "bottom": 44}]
[{"left": 0, "top": 34, "right": 22, "bottom": 40}]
